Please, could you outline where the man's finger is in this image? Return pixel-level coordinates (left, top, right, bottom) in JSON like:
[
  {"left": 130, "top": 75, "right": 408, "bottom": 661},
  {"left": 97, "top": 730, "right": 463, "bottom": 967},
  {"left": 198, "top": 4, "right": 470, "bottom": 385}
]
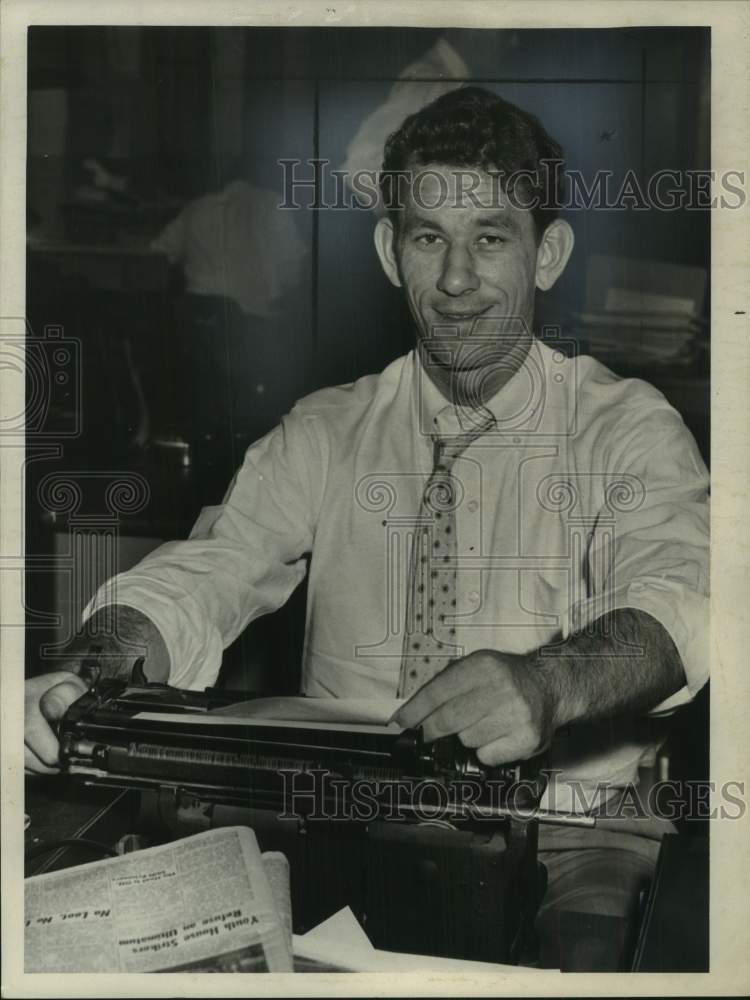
[
  {"left": 457, "top": 709, "right": 516, "bottom": 749},
  {"left": 25, "top": 673, "right": 88, "bottom": 770},
  {"left": 39, "top": 676, "right": 88, "bottom": 725},
  {"left": 393, "top": 657, "right": 477, "bottom": 729},
  {"left": 476, "top": 731, "right": 539, "bottom": 767},
  {"left": 23, "top": 712, "right": 62, "bottom": 768},
  {"left": 25, "top": 742, "right": 61, "bottom": 775},
  {"left": 420, "top": 689, "right": 496, "bottom": 742}
]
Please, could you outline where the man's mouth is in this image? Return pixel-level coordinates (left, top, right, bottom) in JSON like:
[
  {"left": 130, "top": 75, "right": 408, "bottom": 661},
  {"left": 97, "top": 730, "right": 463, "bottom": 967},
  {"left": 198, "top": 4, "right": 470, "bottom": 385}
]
[{"left": 434, "top": 306, "right": 491, "bottom": 323}]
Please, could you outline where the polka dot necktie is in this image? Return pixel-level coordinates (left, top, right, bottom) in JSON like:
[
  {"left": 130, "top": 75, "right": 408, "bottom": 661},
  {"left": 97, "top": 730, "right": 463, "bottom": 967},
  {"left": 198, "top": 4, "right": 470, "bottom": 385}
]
[{"left": 398, "top": 415, "right": 495, "bottom": 698}]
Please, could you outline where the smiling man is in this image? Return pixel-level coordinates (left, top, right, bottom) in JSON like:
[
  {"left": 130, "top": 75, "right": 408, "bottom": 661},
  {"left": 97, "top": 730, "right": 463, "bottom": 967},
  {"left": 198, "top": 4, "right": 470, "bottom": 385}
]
[
  {"left": 375, "top": 165, "right": 564, "bottom": 404},
  {"left": 370, "top": 92, "right": 706, "bottom": 775},
  {"left": 25, "top": 87, "right": 709, "bottom": 968}
]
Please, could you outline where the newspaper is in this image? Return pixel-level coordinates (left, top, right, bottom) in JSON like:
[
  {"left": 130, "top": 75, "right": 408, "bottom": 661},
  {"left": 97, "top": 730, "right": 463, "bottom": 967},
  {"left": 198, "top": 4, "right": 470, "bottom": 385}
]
[
  {"left": 24, "top": 827, "right": 293, "bottom": 973},
  {"left": 260, "top": 851, "right": 292, "bottom": 952}
]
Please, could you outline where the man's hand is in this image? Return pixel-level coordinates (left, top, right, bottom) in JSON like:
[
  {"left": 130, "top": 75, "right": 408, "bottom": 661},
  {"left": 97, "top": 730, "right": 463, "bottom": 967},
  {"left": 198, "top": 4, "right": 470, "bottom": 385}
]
[
  {"left": 25, "top": 671, "right": 89, "bottom": 774},
  {"left": 24, "top": 605, "right": 171, "bottom": 776},
  {"left": 393, "top": 649, "right": 558, "bottom": 766},
  {"left": 393, "top": 610, "right": 687, "bottom": 766}
]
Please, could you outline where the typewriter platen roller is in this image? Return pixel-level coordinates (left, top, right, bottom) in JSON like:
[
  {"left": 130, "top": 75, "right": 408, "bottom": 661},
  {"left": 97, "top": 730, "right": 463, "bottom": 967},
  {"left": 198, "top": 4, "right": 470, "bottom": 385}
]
[{"left": 60, "top": 679, "right": 546, "bottom": 815}]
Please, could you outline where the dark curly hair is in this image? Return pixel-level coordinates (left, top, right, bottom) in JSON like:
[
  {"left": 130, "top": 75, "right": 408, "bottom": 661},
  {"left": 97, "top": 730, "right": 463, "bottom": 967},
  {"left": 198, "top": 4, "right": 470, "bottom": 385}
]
[{"left": 379, "top": 86, "right": 565, "bottom": 241}]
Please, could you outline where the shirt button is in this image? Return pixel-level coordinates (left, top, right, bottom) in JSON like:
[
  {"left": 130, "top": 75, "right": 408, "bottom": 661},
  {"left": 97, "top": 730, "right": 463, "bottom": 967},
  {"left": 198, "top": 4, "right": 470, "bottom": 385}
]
[
  {"left": 467, "top": 500, "right": 479, "bottom": 513},
  {"left": 468, "top": 590, "right": 480, "bottom": 604}
]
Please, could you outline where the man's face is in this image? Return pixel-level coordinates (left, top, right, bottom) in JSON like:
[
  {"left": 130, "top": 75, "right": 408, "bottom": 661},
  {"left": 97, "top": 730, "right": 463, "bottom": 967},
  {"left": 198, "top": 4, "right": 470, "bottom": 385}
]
[{"left": 389, "top": 164, "right": 541, "bottom": 398}]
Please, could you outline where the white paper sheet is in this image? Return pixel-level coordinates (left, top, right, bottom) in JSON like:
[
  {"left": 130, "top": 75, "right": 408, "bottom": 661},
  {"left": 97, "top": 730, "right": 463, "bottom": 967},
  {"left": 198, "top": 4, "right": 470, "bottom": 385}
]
[
  {"left": 133, "top": 711, "right": 403, "bottom": 737},
  {"left": 136, "top": 695, "right": 407, "bottom": 734},
  {"left": 292, "top": 906, "right": 554, "bottom": 973},
  {"left": 210, "top": 695, "right": 405, "bottom": 726},
  {"left": 297, "top": 906, "right": 373, "bottom": 953}
]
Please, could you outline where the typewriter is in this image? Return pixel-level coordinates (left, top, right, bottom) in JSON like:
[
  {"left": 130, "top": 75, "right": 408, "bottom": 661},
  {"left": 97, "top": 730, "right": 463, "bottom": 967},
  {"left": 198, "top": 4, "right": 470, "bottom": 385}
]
[{"left": 60, "top": 678, "right": 549, "bottom": 963}]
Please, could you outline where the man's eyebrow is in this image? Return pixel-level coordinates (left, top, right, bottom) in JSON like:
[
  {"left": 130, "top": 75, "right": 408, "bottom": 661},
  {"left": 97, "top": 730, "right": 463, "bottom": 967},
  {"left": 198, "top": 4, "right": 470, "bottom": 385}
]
[
  {"left": 474, "top": 213, "right": 519, "bottom": 231},
  {"left": 402, "top": 215, "right": 446, "bottom": 232},
  {"left": 401, "top": 208, "right": 522, "bottom": 235}
]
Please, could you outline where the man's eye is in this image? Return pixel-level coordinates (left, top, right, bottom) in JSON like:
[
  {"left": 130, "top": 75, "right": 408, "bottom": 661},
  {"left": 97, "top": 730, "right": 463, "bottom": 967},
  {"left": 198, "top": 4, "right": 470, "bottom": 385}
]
[
  {"left": 414, "top": 233, "right": 443, "bottom": 246},
  {"left": 477, "top": 234, "right": 506, "bottom": 246}
]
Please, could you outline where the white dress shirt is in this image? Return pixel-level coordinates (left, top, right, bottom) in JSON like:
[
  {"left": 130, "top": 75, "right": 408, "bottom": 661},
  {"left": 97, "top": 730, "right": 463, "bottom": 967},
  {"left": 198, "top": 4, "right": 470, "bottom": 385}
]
[{"left": 86, "top": 338, "right": 709, "bottom": 806}]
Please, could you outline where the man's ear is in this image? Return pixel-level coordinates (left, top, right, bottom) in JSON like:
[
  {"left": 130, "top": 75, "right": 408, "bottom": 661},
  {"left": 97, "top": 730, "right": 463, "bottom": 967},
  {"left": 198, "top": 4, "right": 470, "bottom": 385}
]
[
  {"left": 535, "top": 219, "right": 575, "bottom": 292},
  {"left": 374, "top": 216, "right": 402, "bottom": 288}
]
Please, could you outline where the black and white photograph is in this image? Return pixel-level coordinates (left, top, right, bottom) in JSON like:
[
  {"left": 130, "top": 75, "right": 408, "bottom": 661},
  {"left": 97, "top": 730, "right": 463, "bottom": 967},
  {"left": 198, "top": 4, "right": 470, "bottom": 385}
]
[{"left": 2, "top": 1, "right": 749, "bottom": 994}]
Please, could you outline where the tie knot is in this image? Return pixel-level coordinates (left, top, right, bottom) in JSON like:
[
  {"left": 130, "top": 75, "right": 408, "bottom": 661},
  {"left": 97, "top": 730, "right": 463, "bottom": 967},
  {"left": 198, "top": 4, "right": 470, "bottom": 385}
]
[{"left": 432, "top": 413, "right": 496, "bottom": 471}]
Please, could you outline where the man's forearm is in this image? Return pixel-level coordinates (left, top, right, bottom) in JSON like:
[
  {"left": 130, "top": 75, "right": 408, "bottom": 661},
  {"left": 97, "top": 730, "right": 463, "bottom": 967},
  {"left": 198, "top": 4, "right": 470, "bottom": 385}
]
[
  {"left": 59, "top": 605, "right": 171, "bottom": 684},
  {"left": 535, "top": 607, "right": 686, "bottom": 729}
]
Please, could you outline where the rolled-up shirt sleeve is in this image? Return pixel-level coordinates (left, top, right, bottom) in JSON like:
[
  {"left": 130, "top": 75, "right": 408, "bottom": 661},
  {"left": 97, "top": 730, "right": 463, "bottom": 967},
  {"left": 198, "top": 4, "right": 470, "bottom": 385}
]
[
  {"left": 83, "top": 407, "right": 327, "bottom": 689},
  {"left": 566, "top": 399, "right": 710, "bottom": 715}
]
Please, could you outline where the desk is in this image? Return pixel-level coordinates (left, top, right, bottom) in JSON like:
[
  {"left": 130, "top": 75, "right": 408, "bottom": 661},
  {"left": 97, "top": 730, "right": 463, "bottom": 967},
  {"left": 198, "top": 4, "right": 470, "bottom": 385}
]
[
  {"left": 24, "top": 777, "right": 537, "bottom": 966},
  {"left": 24, "top": 778, "right": 709, "bottom": 971},
  {"left": 25, "top": 776, "right": 139, "bottom": 877}
]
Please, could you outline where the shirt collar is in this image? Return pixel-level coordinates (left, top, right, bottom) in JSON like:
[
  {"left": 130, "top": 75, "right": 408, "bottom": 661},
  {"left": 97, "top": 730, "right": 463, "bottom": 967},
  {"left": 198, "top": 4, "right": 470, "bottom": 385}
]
[{"left": 412, "top": 337, "right": 550, "bottom": 439}]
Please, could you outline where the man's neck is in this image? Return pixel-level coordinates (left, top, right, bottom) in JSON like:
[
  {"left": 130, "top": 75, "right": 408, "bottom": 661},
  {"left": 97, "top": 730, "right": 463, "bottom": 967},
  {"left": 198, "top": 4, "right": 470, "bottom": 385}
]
[{"left": 418, "top": 332, "right": 534, "bottom": 408}]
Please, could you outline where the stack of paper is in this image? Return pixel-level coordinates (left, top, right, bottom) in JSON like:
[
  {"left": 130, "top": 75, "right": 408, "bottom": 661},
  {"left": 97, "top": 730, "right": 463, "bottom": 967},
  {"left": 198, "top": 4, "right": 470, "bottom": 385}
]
[
  {"left": 577, "top": 255, "right": 708, "bottom": 369},
  {"left": 576, "top": 309, "right": 707, "bottom": 367}
]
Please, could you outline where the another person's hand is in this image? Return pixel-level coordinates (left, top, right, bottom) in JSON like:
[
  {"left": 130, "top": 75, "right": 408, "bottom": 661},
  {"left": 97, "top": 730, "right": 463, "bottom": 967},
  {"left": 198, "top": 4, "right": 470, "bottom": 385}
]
[
  {"left": 393, "top": 649, "right": 558, "bottom": 766},
  {"left": 25, "top": 671, "right": 89, "bottom": 774}
]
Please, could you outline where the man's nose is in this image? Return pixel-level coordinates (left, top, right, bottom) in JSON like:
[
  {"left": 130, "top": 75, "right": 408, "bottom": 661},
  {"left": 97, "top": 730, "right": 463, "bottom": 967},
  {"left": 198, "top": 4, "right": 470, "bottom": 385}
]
[{"left": 437, "top": 245, "right": 480, "bottom": 296}]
